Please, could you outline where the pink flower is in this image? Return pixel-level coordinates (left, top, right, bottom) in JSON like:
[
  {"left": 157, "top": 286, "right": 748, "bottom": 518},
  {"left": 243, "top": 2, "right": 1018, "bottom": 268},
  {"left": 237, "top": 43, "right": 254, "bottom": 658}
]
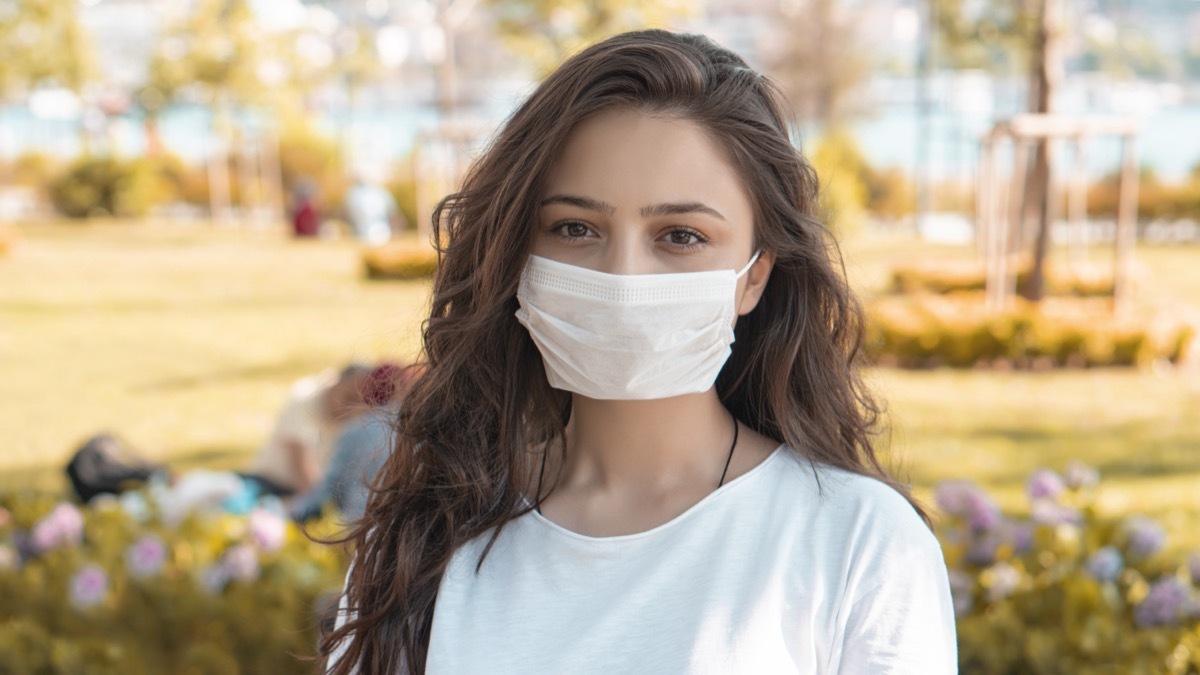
[
  {"left": 125, "top": 535, "right": 168, "bottom": 578},
  {"left": 1063, "top": 461, "right": 1099, "bottom": 489},
  {"left": 247, "top": 508, "right": 286, "bottom": 553},
  {"left": 1026, "top": 469, "right": 1065, "bottom": 501},
  {"left": 69, "top": 563, "right": 108, "bottom": 609},
  {"left": 30, "top": 503, "right": 84, "bottom": 554},
  {"left": 221, "top": 544, "right": 260, "bottom": 582}
]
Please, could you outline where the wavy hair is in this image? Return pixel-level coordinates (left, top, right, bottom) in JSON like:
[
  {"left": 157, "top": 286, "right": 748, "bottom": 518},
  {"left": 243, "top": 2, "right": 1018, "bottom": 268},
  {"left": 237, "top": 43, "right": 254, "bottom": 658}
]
[{"left": 319, "top": 29, "right": 925, "bottom": 675}]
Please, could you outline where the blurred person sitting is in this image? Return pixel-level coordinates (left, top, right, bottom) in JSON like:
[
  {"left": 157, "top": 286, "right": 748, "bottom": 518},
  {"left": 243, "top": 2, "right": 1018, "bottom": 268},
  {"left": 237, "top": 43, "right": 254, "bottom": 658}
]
[
  {"left": 290, "top": 362, "right": 422, "bottom": 523},
  {"left": 289, "top": 179, "right": 321, "bottom": 238},
  {"left": 344, "top": 173, "right": 401, "bottom": 246},
  {"left": 243, "top": 364, "right": 371, "bottom": 497},
  {"left": 65, "top": 433, "right": 166, "bottom": 504}
]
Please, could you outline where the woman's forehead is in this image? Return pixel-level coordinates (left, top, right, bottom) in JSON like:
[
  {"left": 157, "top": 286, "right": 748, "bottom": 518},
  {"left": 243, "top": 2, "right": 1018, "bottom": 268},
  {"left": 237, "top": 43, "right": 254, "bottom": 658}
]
[{"left": 543, "top": 110, "right": 753, "bottom": 223}]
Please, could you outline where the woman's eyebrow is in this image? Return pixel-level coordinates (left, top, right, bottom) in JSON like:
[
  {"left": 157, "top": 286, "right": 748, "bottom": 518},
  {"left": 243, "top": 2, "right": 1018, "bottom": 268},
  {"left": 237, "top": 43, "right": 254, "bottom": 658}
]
[
  {"left": 640, "top": 202, "right": 726, "bottom": 221},
  {"left": 541, "top": 195, "right": 726, "bottom": 222},
  {"left": 540, "top": 194, "right": 615, "bottom": 215}
]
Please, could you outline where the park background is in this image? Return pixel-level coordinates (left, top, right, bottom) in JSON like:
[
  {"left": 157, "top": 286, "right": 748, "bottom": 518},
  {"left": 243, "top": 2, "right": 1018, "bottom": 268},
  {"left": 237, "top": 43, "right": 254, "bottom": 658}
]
[{"left": 1, "top": 0, "right": 1200, "bottom": 673}]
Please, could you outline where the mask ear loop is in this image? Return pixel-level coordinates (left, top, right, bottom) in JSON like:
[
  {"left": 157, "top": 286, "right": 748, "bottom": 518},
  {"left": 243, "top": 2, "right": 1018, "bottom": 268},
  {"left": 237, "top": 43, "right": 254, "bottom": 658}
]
[{"left": 735, "top": 250, "right": 762, "bottom": 279}]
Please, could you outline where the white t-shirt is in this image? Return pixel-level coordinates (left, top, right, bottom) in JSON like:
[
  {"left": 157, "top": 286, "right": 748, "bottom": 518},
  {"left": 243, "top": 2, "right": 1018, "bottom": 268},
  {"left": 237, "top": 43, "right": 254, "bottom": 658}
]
[{"left": 333, "top": 446, "right": 958, "bottom": 674}]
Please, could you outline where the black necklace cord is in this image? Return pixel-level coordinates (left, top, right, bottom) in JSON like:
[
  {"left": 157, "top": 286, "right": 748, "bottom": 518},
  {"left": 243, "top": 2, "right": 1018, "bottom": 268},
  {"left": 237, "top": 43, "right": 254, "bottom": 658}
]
[
  {"left": 535, "top": 409, "right": 741, "bottom": 515},
  {"left": 717, "top": 409, "right": 739, "bottom": 489}
]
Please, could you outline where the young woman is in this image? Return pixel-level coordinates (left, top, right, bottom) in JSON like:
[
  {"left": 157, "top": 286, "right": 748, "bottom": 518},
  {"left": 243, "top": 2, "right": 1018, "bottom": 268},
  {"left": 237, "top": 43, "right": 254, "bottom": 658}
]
[{"left": 323, "top": 30, "right": 957, "bottom": 674}]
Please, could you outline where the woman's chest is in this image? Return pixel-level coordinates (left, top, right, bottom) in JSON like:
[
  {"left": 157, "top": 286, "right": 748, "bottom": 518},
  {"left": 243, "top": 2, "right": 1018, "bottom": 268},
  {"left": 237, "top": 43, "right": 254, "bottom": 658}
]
[{"left": 425, "top": 520, "right": 843, "bottom": 674}]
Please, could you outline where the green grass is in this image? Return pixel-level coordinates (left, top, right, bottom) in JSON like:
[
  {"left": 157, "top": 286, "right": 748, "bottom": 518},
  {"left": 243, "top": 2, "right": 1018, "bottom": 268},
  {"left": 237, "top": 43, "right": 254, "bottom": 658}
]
[
  {"left": 2, "top": 221, "right": 1199, "bottom": 549},
  {"left": 0, "top": 221, "right": 431, "bottom": 489}
]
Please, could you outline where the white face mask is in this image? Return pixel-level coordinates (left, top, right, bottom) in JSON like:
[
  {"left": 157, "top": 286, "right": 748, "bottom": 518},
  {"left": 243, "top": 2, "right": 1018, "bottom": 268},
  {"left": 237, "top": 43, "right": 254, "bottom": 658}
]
[{"left": 515, "top": 252, "right": 761, "bottom": 400}]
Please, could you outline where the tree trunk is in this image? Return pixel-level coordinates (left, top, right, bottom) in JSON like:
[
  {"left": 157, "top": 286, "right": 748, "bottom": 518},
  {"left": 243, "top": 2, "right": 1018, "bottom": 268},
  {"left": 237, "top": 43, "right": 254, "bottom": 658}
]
[
  {"left": 208, "top": 97, "right": 233, "bottom": 226},
  {"left": 1019, "top": 0, "right": 1061, "bottom": 302}
]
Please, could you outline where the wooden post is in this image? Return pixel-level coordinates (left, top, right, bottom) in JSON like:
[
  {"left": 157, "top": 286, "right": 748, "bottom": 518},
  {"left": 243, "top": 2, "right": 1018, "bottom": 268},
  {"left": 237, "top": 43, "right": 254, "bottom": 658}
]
[
  {"left": 1006, "top": 138, "right": 1030, "bottom": 302},
  {"left": 976, "top": 137, "right": 992, "bottom": 259},
  {"left": 1114, "top": 134, "right": 1138, "bottom": 314},
  {"left": 1068, "top": 136, "right": 1087, "bottom": 266}
]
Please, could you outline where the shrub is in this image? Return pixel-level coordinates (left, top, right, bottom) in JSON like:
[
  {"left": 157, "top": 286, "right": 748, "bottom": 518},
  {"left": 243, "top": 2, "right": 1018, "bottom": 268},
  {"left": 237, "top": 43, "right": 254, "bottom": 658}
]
[
  {"left": 49, "top": 156, "right": 177, "bottom": 219},
  {"left": 362, "top": 243, "right": 439, "bottom": 280},
  {"left": 863, "top": 166, "right": 916, "bottom": 221},
  {"left": 938, "top": 466, "right": 1200, "bottom": 674},
  {"left": 865, "top": 293, "right": 1193, "bottom": 369},
  {"left": 1088, "top": 170, "right": 1200, "bottom": 222},
  {"left": 890, "top": 259, "right": 1119, "bottom": 298},
  {"left": 809, "top": 129, "right": 870, "bottom": 236},
  {"left": 386, "top": 168, "right": 418, "bottom": 231},
  {"left": 0, "top": 489, "right": 348, "bottom": 674}
]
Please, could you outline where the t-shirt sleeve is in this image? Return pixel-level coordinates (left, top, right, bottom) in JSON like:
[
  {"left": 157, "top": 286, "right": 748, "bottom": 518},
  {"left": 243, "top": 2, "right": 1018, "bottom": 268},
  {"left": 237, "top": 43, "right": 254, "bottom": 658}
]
[
  {"left": 833, "top": 533, "right": 958, "bottom": 674},
  {"left": 326, "top": 563, "right": 357, "bottom": 673}
]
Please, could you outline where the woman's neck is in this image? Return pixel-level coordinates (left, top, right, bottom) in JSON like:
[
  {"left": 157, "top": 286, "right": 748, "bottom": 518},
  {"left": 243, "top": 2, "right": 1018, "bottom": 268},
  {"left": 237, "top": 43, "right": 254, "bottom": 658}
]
[{"left": 556, "top": 389, "right": 736, "bottom": 494}]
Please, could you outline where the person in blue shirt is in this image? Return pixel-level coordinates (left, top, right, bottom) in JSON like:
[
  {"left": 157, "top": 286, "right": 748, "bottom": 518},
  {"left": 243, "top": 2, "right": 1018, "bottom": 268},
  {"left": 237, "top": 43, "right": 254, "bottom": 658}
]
[{"left": 290, "top": 363, "right": 418, "bottom": 523}]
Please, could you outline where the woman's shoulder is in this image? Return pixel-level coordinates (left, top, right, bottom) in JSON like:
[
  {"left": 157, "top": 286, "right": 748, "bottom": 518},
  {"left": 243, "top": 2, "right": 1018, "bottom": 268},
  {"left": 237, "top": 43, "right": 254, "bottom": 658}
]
[{"left": 768, "top": 448, "right": 938, "bottom": 552}]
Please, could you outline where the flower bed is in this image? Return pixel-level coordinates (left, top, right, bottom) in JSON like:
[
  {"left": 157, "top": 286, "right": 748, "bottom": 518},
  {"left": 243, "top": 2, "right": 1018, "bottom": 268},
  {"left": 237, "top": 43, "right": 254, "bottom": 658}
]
[
  {"left": 4, "top": 466, "right": 1198, "bottom": 673},
  {"left": 865, "top": 293, "right": 1195, "bottom": 369},
  {"left": 937, "top": 466, "right": 1200, "bottom": 674},
  {"left": 0, "top": 489, "right": 347, "bottom": 674}
]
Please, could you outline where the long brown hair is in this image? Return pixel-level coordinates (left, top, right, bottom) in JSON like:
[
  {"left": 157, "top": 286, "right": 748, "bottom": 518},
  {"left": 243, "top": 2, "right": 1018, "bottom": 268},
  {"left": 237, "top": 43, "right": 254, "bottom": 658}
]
[{"left": 320, "top": 29, "right": 925, "bottom": 674}]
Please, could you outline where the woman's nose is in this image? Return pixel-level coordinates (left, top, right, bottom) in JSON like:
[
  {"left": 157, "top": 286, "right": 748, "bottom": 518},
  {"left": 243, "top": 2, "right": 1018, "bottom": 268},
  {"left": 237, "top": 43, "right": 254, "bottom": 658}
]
[{"left": 598, "top": 237, "right": 647, "bottom": 276}]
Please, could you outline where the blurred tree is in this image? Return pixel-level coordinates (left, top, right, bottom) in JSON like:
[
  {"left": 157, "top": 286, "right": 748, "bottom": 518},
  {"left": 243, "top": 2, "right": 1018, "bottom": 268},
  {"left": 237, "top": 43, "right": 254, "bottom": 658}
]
[
  {"left": 146, "top": 0, "right": 267, "bottom": 223},
  {"left": 932, "top": 0, "right": 1063, "bottom": 302},
  {"left": 930, "top": 0, "right": 1038, "bottom": 73},
  {"left": 0, "top": 0, "right": 93, "bottom": 98},
  {"left": 0, "top": 0, "right": 94, "bottom": 156},
  {"left": 764, "top": 0, "right": 873, "bottom": 130},
  {"left": 487, "top": 0, "right": 694, "bottom": 76}
]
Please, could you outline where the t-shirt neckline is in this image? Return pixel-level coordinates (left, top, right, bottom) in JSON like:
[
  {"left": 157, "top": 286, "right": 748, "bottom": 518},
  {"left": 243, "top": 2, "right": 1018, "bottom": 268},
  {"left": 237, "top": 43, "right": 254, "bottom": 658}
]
[{"left": 526, "top": 443, "right": 788, "bottom": 543}]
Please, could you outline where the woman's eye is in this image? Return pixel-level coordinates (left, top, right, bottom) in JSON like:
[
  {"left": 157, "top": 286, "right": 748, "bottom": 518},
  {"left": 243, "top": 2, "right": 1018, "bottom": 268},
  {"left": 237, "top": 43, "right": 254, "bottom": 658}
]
[
  {"left": 665, "top": 228, "right": 707, "bottom": 249},
  {"left": 552, "top": 221, "right": 591, "bottom": 240}
]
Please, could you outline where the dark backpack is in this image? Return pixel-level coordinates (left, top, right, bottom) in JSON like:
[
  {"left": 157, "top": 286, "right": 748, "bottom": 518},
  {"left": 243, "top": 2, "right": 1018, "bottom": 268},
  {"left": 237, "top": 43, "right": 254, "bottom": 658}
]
[{"left": 65, "top": 434, "right": 160, "bottom": 504}]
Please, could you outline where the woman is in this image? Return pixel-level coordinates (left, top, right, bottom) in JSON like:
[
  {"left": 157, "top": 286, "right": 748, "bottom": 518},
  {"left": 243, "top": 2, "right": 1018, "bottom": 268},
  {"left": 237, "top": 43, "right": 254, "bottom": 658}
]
[{"left": 323, "top": 30, "right": 957, "bottom": 674}]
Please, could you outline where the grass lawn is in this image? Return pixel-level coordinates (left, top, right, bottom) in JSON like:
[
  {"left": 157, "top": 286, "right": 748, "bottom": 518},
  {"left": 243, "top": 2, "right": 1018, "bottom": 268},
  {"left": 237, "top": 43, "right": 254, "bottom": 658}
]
[{"left": 2, "top": 221, "right": 1199, "bottom": 549}]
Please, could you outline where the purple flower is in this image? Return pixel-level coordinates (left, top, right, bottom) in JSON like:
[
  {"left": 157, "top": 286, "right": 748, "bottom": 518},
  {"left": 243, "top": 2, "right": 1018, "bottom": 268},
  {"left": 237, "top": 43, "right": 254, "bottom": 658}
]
[
  {"left": 69, "top": 563, "right": 108, "bottom": 609},
  {"left": 221, "top": 544, "right": 260, "bottom": 582},
  {"left": 1134, "top": 577, "right": 1191, "bottom": 627},
  {"left": 30, "top": 503, "right": 84, "bottom": 554},
  {"left": 1027, "top": 469, "right": 1065, "bottom": 501},
  {"left": 1005, "top": 521, "right": 1035, "bottom": 555},
  {"left": 936, "top": 480, "right": 978, "bottom": 516},
  {"left": 199, "top": 564, "right": 229, "bottom": 595},
  {"left": 247, "top": 508, "right": 286, "bottom": 553},
  {"left": 1084, "top": 546, "right": 1124, "bottom": 582},
  {"left": 948, "top": 570, "right": 974, "bottom": 617},
  {"left": 937, "top": 481, "right": 1003, "bottom": 531},
  {"left": 125, "top": 535, "right": 167, "bottom": 579},
  {"left": 985, "top": 562, "right": 1022, "bottom": 601},
  {"left": 1122, "top": 516, "right": 1166, "bottom": 560},
  {"left": 1063, "top": 461, "right": 1099, "bottom": 490},
  {"left": 966, "top": 534, "right": 1000, "bottom": 566},
  {"left": 1030, "top": 500, "right": 1082, "bottom": 526}
]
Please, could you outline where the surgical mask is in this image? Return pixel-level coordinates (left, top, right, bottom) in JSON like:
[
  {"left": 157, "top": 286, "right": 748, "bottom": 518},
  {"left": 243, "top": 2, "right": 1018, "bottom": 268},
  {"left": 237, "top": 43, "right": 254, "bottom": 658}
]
[{"left": 515, "top": 252, "right": 761, "bottom": 400}]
